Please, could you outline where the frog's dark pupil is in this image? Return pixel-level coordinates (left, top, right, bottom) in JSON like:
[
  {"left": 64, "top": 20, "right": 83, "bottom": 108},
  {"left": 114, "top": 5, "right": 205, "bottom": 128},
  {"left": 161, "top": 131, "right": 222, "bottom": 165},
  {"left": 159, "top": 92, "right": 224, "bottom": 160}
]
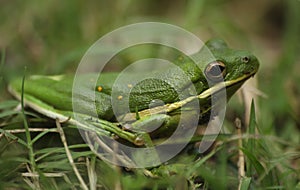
[{"left": 210, "top": 65, "right": 224, "bottom": 76}]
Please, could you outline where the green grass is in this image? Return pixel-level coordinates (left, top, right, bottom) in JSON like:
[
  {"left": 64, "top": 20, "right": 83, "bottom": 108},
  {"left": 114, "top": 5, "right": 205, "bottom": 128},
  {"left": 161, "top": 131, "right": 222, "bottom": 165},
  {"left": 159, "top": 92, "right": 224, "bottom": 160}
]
[{"left": 1, "top": 0, "right": 300, "bottom": 189}]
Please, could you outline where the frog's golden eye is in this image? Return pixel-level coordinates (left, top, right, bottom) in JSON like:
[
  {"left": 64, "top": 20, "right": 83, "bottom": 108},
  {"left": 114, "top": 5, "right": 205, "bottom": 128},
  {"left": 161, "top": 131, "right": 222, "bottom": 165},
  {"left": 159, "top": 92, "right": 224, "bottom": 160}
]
[{"left": 205, "top": 61, "right": 226, "bottom": 82}]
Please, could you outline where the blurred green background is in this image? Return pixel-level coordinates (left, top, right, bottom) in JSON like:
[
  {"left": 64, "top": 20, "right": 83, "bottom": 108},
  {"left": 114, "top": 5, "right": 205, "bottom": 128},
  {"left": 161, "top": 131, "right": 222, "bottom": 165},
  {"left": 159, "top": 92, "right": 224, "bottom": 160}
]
[
  {"left": 0, "top": 0, "right": 289, "bottom": 76},
  {"left": 0, "top": 0, "right": 299, "bottom": 189}
]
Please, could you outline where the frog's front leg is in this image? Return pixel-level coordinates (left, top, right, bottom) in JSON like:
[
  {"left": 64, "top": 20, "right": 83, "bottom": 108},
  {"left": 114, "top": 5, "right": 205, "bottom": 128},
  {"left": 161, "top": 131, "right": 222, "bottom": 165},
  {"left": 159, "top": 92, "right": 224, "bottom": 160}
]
[
  {"left": 80, "top": 113, "right": 169, "bottom": 147},
  {"left": 124, "top": 114, "right": 170, "bottom": 134},
  {"left": 123, "top": 111, "right": 196, "bottom": 145}
]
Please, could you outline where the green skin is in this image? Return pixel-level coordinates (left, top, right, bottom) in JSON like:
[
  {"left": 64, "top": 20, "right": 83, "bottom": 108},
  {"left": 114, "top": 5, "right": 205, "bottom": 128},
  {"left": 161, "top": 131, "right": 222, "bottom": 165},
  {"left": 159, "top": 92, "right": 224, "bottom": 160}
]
[{"left": 8, "top": 39, "right": 259, "bottom": 145}]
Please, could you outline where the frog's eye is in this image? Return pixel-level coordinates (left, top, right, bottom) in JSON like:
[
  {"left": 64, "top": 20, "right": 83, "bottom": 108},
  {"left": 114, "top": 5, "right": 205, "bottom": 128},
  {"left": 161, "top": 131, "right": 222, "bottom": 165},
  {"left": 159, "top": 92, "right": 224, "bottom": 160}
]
[{"left": 205, "top": 61, "right": 226, "bottom": 82}]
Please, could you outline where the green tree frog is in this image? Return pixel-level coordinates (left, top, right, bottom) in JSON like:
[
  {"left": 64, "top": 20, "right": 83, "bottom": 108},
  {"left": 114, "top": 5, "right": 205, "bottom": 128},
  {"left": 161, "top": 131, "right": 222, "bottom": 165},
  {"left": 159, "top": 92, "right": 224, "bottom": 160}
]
[{"left": 8, "top": 39, "right": 259, "bottom": 146}]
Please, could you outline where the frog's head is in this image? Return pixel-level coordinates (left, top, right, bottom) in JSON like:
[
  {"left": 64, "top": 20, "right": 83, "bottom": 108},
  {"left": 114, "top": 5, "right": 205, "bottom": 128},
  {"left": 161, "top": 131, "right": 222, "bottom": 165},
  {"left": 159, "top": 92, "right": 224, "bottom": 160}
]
[{"left": 200, "top": 39, "right": 260, "bottom": 99}]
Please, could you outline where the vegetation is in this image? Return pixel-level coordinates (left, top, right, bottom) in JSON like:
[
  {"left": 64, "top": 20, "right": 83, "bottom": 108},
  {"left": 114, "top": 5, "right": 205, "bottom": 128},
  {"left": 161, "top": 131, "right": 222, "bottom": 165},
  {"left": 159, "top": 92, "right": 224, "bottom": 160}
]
[{"left": 0, "top": 0, "right": 299, "bottom": 189}]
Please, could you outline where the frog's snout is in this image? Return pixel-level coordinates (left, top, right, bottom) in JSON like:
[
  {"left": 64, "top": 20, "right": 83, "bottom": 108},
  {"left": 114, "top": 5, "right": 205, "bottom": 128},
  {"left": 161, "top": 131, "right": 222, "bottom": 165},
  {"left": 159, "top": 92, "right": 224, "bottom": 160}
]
[{"left": 242, "top": 54, "right": 260, "bottom": 76}]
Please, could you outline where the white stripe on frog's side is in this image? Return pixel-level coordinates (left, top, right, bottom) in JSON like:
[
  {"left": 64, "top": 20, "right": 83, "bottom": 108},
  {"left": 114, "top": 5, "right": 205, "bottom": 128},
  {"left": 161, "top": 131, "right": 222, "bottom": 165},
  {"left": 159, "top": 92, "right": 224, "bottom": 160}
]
[
  {"left": 30, "top": 75, "right": 65, "bottom": 81},
  {"left": 7, "top": 84, "right": 140, "bottom": 145}
]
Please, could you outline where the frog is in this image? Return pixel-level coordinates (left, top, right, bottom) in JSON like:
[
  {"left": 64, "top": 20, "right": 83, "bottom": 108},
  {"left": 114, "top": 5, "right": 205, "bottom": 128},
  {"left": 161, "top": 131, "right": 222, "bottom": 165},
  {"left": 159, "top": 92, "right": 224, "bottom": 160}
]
[{"left": 8, "top": 39, "right": 259, "bottom": 146}]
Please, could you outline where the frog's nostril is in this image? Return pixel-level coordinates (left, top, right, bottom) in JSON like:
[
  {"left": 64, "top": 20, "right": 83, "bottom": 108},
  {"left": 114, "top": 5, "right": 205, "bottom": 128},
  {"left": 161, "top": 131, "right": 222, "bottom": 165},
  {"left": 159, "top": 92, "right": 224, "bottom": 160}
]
[{"left": 241, "top": 56, "right": 250, "bottom": 63}]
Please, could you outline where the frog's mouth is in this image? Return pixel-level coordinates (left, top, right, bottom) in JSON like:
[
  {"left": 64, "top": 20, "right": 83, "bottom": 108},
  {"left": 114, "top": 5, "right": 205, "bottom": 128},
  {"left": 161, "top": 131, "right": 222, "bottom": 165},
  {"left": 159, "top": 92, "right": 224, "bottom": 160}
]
[
  {"left": 225, "top": 72, "right": 256, "bottom": 93},
  {"left": 199, "top": 71, "right": 257, "bottom": 99},
  {"left": 193, "top": 71, "right": 257, "bottom": 122}
]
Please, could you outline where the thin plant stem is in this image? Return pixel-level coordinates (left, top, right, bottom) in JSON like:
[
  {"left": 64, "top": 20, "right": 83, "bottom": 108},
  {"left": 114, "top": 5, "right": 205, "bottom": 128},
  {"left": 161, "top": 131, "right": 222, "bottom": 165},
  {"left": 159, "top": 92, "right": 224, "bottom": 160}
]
[
  {"left": 56, "top": 119, "right": 89, "bottom": 190},
  {"left": 21, "top": 73, "right": 40, "bottom": 189}
]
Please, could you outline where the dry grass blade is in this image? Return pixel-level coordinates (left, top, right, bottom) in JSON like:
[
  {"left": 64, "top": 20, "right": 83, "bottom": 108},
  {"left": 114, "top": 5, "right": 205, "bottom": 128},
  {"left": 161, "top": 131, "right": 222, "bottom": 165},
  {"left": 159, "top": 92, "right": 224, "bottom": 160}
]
[{"left": 55, "top": 119, "right": 89, "bottom": 190}]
